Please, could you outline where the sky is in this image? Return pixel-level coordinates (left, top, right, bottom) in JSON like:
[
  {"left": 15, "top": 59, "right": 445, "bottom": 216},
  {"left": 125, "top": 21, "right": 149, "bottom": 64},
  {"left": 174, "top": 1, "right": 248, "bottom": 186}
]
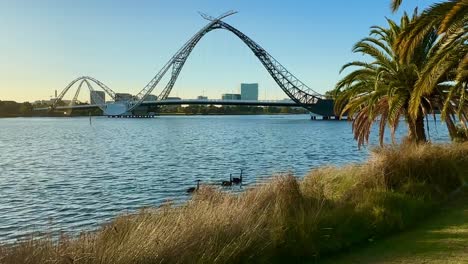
[{"left": 0, "top": 0, "right": 438, "bottom": 102}]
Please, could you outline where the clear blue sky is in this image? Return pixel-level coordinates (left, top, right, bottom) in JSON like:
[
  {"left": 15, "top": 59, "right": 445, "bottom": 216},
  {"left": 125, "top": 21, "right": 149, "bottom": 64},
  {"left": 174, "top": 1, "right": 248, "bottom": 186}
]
[{"left": 0, "top": 0, "right": 437, "bottom": 102}]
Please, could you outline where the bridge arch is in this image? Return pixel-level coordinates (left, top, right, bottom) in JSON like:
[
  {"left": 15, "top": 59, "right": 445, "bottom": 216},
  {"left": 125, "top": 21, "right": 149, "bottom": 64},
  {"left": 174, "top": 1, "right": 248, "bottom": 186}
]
[
  {"left": 127, "top": 18, "right": 323, "bottom": 113},
  {"left": 52, "top": 76, "right": 116, "bottom": 112},
  {"left": 53, "top": 14, "right": 325, "bottom": 116}
]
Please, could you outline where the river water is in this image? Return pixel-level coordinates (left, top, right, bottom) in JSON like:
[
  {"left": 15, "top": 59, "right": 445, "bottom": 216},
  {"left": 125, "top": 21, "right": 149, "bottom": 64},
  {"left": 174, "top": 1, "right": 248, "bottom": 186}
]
[{"left": 0, "top": 115, "right": 450, "bottom": 242}]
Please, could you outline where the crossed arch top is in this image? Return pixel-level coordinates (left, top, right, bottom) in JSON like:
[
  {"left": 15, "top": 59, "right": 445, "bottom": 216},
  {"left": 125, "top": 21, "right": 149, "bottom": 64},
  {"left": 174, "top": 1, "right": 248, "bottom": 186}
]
[{"left": 52, "top": 76, "right": 115, "bottom": 111}]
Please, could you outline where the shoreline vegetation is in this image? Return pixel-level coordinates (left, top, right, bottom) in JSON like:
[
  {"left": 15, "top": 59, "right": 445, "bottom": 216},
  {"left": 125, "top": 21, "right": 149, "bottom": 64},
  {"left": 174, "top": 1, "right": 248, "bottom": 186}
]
[
  {"left": 0, "top": 100, "right": 308, "bottom": 117},
  {"left": 0, "top": 143, "right": 466, "bottom": 263}
]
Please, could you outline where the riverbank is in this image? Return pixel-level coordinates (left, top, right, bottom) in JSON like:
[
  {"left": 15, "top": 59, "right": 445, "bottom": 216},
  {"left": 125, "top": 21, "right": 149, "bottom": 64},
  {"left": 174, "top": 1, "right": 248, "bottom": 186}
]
[{"left": 0, "top": 143, "right": 466, "bottom": 263}]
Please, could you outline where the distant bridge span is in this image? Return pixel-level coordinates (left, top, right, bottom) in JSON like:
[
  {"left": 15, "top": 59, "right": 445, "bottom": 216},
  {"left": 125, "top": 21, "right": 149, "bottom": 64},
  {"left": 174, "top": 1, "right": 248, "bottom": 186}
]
[
  {"left": 36, "top": 99, "right": 335, "bottom": 116},
  {"left": 45, "top": 11, "right": 334, "bottom": 117}
]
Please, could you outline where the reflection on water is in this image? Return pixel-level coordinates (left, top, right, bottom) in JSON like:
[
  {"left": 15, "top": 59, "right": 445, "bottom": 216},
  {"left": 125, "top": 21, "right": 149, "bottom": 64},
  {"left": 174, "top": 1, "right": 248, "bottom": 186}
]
[{"left": 0, "top": 115, "right": 450, "bottom": 242}]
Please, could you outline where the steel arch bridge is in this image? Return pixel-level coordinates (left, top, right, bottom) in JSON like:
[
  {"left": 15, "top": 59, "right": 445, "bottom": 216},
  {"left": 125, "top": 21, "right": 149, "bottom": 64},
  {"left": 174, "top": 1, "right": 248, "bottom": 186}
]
[{"left": 51, "top": 11, "right": 327, "bottom": 116}]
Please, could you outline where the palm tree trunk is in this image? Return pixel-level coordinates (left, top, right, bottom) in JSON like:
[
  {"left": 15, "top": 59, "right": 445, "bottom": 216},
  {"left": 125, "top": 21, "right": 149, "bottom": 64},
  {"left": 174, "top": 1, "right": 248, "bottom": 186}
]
[{"left": 407, "top": 112, "right": 427, "bottom": 143}]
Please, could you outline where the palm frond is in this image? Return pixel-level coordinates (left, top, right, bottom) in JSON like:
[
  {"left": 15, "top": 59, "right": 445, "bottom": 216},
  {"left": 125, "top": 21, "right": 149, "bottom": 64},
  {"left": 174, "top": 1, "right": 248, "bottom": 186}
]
[
  {"left": 440, "top": 0, "right": 468, "bottom": 33},
  {"left": 391, "top": 0, "right": 403, "bottom": 13}
]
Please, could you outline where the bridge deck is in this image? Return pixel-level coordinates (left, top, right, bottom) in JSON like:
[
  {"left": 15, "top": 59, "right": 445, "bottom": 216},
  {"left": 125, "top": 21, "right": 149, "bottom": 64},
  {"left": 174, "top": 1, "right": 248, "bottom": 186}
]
[
  {"left": 33, "top": 99, "right": 336, "bottom": 117},
  {"left": 34, "top": 99, "right": 302, "bottom": 111}
]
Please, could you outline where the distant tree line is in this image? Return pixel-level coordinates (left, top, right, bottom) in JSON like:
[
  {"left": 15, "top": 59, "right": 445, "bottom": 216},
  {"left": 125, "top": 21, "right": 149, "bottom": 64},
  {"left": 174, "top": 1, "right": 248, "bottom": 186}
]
[
  {"left": 0, "top": 100, "right": 104, "bottom": 117},
  {"left": 0, "top": 101, "right": 33, "bottom": 117},
  {"left": 0, "top": 100, "right": 308, "bottom": 117}
]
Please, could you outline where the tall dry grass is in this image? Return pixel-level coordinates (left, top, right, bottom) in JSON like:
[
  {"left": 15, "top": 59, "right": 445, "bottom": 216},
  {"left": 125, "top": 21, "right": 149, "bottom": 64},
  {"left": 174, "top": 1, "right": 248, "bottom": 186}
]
[{"left": 1, "top": 143, "right": 467, "bottom": 264}]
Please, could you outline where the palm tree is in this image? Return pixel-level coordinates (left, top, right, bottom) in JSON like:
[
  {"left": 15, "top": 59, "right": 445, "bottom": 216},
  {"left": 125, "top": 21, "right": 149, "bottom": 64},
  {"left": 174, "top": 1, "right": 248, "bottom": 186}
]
[
  {"left": 334, "top": 11, "right": 455, "bottom": 147},
  {"left": 392, "top": 0, "right": 468, "bottom": 134}
]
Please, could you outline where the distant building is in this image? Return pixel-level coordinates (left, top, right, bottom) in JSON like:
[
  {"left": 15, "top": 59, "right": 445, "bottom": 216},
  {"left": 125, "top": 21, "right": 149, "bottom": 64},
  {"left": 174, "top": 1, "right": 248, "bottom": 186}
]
[
  {"left": 241, "top": 83, "right": 259, "bottom": 100},
  {"left": 90, "top": 91, "right": 105, "bottom": 105},
  {"left": 197, "top": 96, "right": 208, "bottom": 100},
  {"left": 222, "top": 93, "right": 241, "bottom": 100},
  {"left": 167, "top": 97, "right": 181, "bottom": 101},
  {"left": 33, "top": 99, "right": 70, "bottom": 106},
  {"left": 115, "top": 93, "right": 133, "bottom": 102},
  {"left": 145, "top": 94, "right": 158, "bottom": 101}
]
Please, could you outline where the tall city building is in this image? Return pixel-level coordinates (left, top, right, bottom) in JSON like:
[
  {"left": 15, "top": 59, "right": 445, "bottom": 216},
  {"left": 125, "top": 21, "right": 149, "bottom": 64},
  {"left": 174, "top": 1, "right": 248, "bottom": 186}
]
[
  {"left": 90, "top": 91, "right": 105, "bottom": 104},
  {"left": 241, "top": 83, "right": 259, "bottom": 101}
]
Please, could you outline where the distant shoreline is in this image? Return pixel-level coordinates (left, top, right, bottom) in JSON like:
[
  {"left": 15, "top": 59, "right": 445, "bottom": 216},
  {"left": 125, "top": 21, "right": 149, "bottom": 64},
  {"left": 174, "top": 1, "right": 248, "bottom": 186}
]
[{"left": 0, "top": 112, "right": 311, "bottom": 118}]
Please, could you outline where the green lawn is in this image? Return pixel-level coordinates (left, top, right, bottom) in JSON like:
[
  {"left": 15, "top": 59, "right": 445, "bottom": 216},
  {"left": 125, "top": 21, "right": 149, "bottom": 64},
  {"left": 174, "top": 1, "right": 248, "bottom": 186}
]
[{"left": 320, "top": 188, "right": 468, "bottom": 264}]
